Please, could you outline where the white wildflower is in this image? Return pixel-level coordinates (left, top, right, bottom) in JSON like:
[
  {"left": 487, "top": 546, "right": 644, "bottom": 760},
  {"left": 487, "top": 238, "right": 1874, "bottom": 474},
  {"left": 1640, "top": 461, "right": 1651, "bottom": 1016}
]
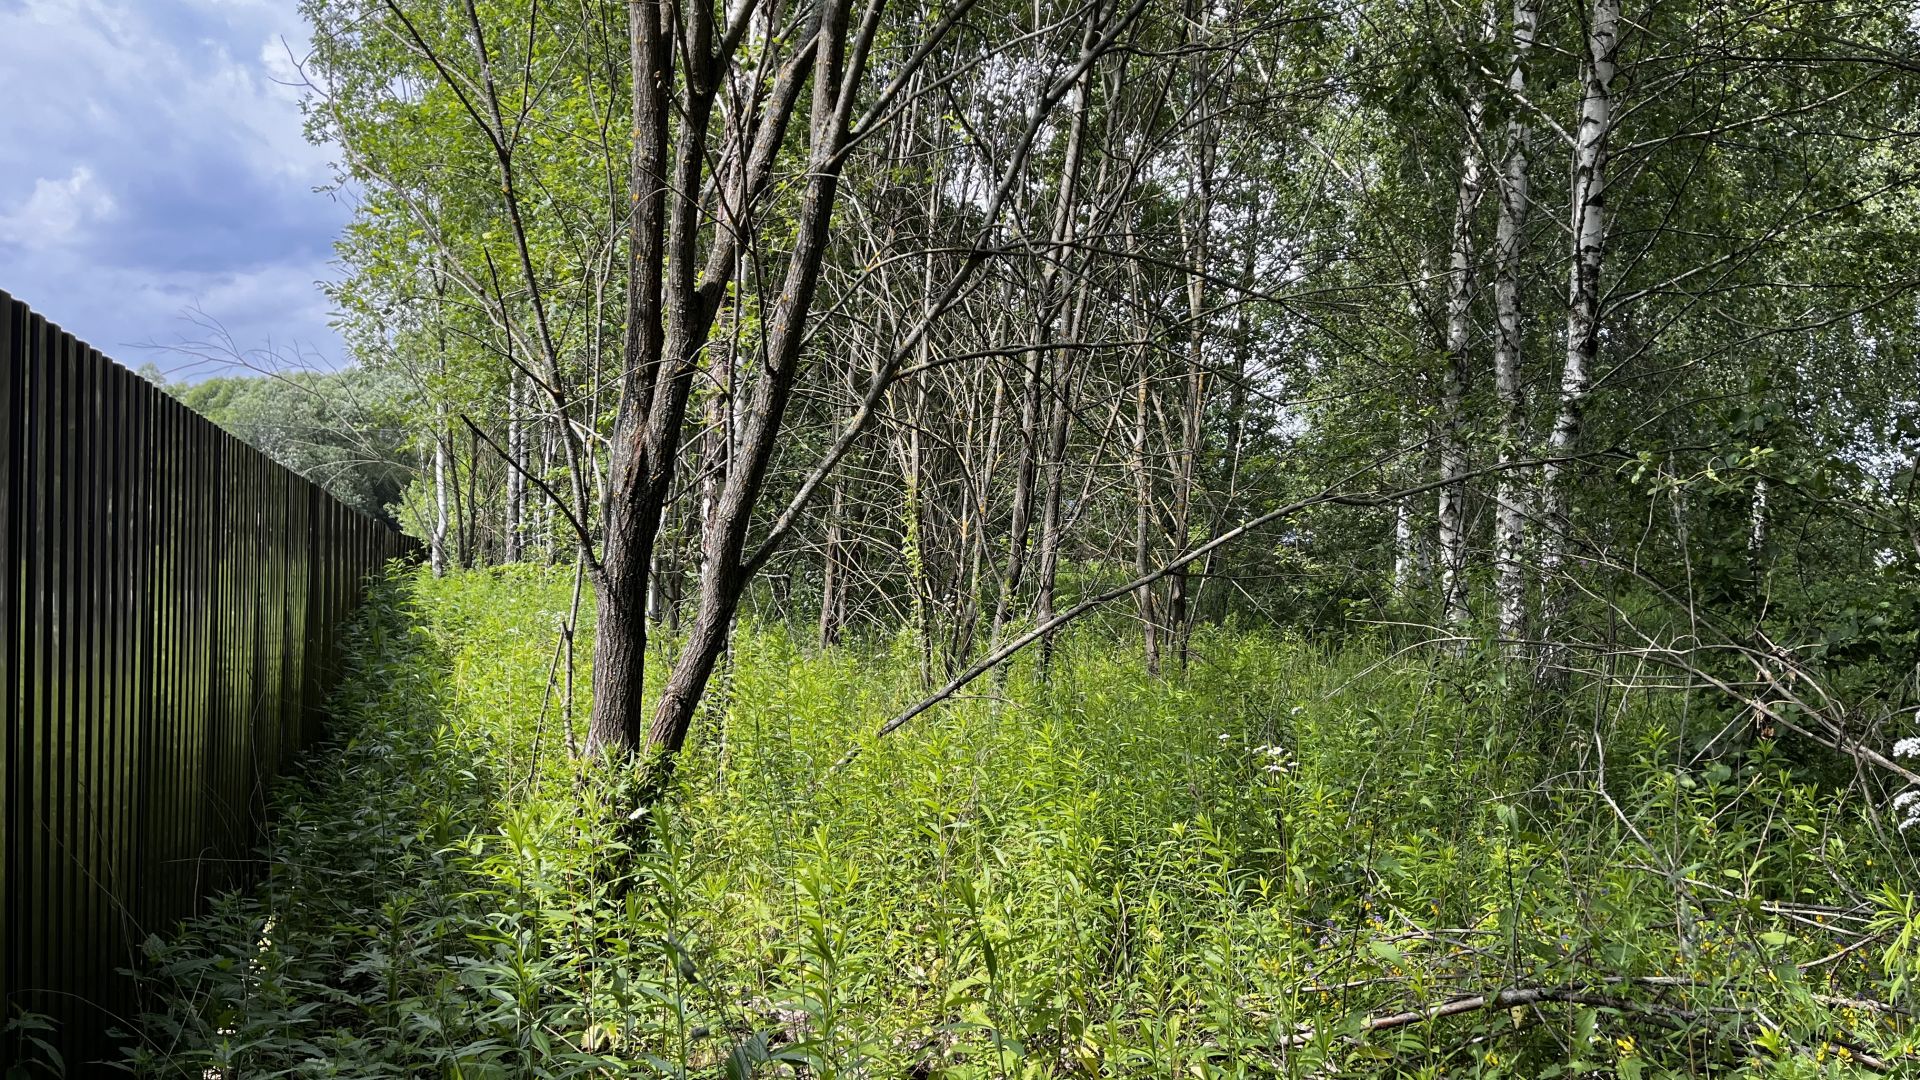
[
  {"left": 1896, "top": 788, "right": 1920, "bottom": 831},
  {"left": 1890, "top": 738, "right": 1920, "bottom": 829}
]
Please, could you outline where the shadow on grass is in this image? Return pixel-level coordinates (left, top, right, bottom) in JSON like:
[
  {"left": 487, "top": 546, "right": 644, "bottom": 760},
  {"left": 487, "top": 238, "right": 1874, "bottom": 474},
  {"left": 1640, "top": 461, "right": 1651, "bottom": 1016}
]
[{"left": 121, "top": 573, "right": 523, "bottom": 1076}]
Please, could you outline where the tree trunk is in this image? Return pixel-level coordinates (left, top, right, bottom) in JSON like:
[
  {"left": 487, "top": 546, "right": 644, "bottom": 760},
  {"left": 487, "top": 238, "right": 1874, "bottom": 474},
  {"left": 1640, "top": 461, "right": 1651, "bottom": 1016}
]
[
  {"left": 646, "top": 0, "right": 865, "bottom": 756},
  {"left": 1539, "top": 0, "right": 1621, "bottom": 682},
  {"left": 955, "top": 354, "right": 1006, "bottom": 663},
  {"left": 989, "top": 66, "right": 1090, "bottom": 651},
  {"left": 1033, "top": 285, "right": 1087, "bottom": 671},
  {"left": 505, "top": 370, "right": 527, "bottom": 563},
  {"left": 1193, "top": 207, "right": 1256, "bottom": 628},
  {"left": 583, "top": 0, "right": 674, "bottom": 757},
  {"left": 1133, "top": 365, "right": 1161, "bottom": 676},
  {"left": 1167, "top": 0, "right": 1220, "bottom": 668},
  {"left": 462, "top": 424, "right": 480, "bottom": 566},
  {"left": 1492, "top": 0, "right": 1540, "bottom": 652},
  {"left": 1438, "top": 76, "right": 1488, "bottom": 648},
  {"left": 1392, "top": 497, "right": 1415, "bottom": 597},
  {"left": 431, "top": 425, "right": 451, "bottom": 577},
  {"left": 585, "top": 0, "right": 818, "bottom": 756},
  {"left": 989, "top": 351, "right": 1044, "bottom": 645},
  {"left": 541, "top": 422, "right": 558, "bottom": 565},
  {"left": 1169, "top": 194, "right": 1209, "bottom": 669},
  {"left": 819, "top": 472, "right": 846, "bottom": 647}
]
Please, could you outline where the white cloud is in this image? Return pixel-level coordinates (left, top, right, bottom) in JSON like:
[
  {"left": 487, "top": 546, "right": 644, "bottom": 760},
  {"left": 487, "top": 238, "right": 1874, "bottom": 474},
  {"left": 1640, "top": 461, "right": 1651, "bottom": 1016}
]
[
  {"left": 0, "top": 166, "right": 117, "bottom": 248},
  {"left": 6, "top": 250, "right": 343, "bottom": 374},
  {"left": 0, "top": 0, "right": 349, "bottom": 367}
]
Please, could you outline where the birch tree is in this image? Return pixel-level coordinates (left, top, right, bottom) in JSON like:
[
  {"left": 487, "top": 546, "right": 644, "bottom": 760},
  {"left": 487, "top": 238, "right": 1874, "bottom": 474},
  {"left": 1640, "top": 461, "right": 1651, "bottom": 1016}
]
[
  {"left": 1437, "top": 48, "right": 1487, "bottom": 645},
  {"left": 1490, "top": 0, "right": 1539, "bottom": 649},
  {"left": 1539, "top": 0, "right": 1620, "bottom": 680}
]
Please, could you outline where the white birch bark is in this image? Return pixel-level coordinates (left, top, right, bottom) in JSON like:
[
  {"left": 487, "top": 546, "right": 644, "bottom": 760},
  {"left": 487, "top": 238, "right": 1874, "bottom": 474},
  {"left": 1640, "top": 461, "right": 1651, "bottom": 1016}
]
[
  {"left": 1396, "top": 258, "right": 1430, "bottom": 604},
  {"left": 1492, "top": 0, "right": 1540, "bottom": 650},
  {"left": 1438, "top": 86, "right": 1488, "bottom": 645},
  {"left": 1540, "top": 0, "right": 1621, "bottom": 678},
  {"left": 1394, "top": 497, "right": 1417, "bottom": 596},
  {"left": 431, "top": 422, "right": 450, "bottom": 577},
  {"left": 505, "top": 370, "right": 527, "bottom": 563},
  {"left": 429, "top": 261, "right": 452, "bottom": 578}
]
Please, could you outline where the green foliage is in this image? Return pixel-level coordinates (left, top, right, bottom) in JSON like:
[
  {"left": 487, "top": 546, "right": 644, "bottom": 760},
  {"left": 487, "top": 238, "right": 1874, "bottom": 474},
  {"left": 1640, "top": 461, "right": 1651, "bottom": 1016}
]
[
  {"left": 128, "top": 569, "right": 1919, "bottom": 1076},
  {"left": 161, "top": 368, "right": 413, "bottom": 521},
  {"left": 6, "top": 1012, "right": 64, "bottom": 1078}
]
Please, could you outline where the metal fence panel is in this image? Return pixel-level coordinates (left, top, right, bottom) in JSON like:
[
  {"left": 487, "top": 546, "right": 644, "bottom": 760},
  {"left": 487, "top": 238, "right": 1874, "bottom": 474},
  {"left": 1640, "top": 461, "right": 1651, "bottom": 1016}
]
[{"left": 1, "top": 291, "right": 417, "bottom": 1069}]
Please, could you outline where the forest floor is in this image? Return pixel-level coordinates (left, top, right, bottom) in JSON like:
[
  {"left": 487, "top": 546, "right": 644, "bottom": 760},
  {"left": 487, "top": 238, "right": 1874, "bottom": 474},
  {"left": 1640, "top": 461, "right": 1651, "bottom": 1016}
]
[{"left": 123, "top": 568, "right": 1920, "bottom": 1078}]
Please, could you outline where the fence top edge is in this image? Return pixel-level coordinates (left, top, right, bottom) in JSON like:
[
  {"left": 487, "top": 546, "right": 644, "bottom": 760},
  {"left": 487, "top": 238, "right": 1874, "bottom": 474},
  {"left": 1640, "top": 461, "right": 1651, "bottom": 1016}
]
[{"left": 4, "top": 288, "right": 414, "bottom": 545}]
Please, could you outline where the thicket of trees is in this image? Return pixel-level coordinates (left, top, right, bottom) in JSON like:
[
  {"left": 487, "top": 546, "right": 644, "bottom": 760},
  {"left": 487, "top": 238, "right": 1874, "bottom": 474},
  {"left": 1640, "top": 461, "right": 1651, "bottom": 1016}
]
[
  {"left": 93, "top": 2, "right": 1920, "bottom": 1072},
  {"left": 228, "top": 0, "right": 1920, "bottom": 787},
  {"left": 145, "top": 366, "right": 413, "bottom": 521}
]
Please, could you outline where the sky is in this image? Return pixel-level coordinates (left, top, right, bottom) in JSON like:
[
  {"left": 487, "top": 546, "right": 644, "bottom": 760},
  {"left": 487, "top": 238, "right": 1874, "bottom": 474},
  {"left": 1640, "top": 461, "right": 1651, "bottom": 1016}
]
[{"left": 0, "top": 0, "right": 351, "bottom": 378}]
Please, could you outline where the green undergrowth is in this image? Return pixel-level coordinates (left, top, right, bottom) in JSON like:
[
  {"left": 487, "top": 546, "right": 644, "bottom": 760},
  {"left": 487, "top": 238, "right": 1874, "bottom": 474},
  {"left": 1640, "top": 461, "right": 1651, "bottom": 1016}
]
[{"left": 126, "top": 567, "right": 1920, "bottom": 1078}]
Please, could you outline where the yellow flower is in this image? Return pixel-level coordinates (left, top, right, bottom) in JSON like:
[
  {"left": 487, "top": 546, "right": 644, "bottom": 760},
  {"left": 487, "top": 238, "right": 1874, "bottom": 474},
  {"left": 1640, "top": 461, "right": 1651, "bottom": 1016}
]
[{"left": 1616, "top": 1035, "right": 1636, "bottom": 1056}]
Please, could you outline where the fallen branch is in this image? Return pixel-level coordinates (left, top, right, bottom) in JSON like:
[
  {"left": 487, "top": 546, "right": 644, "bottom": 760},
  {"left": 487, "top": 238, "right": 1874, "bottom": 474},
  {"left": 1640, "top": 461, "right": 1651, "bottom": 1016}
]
[
  {"left": 1553, "top": 552, "right": 1920, "bottom": 788},
  {"left": 1275, "top": 983, "right": 1895, "bottom": 1071},
  {"left": 827, "top": 452, "right": 1604, "bottom": 773},
  {"left": 1312, "top": 983, "right": 1641, "bottom": 1042}
]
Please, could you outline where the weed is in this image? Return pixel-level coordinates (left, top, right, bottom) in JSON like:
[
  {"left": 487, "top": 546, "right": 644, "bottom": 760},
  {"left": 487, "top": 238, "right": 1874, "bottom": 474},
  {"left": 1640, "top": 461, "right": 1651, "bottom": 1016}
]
[{"left": 126, "top": 568, "right": 1918, "bottom": 1077}]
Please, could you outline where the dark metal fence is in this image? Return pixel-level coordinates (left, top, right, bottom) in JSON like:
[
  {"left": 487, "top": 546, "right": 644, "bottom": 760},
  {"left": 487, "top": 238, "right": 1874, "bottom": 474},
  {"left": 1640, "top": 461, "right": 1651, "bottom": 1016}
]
[{"left": 1, "top": 290, "right": 416, "bottom": 1070}]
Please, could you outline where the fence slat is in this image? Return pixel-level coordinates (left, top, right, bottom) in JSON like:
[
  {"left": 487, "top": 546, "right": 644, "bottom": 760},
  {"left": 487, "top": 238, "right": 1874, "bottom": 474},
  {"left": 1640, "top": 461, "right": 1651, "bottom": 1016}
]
[
  {"left": 0, "top": 293, "right": 418, "bottom": 1069},
  {"left": 0, "top": 295, "right": 16, "bottom": 1016}
]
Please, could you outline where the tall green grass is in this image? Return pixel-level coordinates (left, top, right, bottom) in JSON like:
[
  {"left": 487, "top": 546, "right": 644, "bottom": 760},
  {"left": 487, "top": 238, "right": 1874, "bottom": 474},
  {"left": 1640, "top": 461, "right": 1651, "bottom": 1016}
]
[{"left": 125, "top": 567, "right": 1919, "bottom": 1078}]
